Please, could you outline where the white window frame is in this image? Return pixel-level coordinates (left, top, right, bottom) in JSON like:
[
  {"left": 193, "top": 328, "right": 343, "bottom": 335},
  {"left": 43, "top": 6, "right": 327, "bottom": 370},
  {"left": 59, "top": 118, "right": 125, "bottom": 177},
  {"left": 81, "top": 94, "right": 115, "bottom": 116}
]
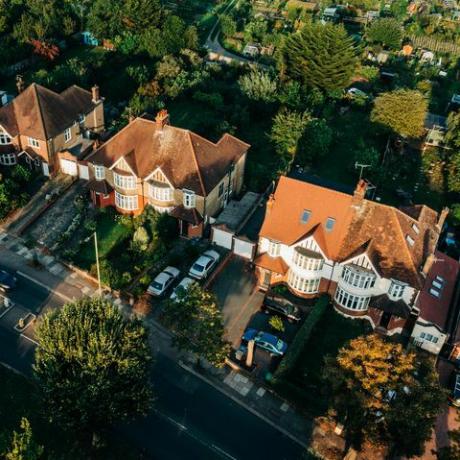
[
  {"left": 267, "top": 240, "right": 281, "bottom": 257},
  {"left": 115, "top": 191, "right": 138, "bottom": 211},
  {"left": 114, "top": 172, "right": 136, "bottom": 190},
  {"left": 0, "top": 128, "right": 11, "bottom": 145},
  {"left": 183, "top": 190, "right": 196, "bottom": 209},
  {"left": 388, "top": 280, "right": 405, "bottom": 299},
  {"left": 334, "top": 286, "right": 370, "bottom": 311},
  {"left": 94, "top": 165, "right": 105, "bottom": 181},
  {"left": 64, "top": 127, "right": 72, "bottom": 143},
  {"left": 151, "top": 185, "right": 173, "bottom": 202},
  {"left": 293, "top": 249, "right": 323, "bottom": 271},
  {"left": 288, "top": 271, "right": 320, "bottom": 293},
  {"left": 341, "top": 265, "right": 376, "bottom": 289},
  {"left": 0, "top": 153, "right": 17, "bottom": 166},
  {"left": 28, "top": 137, "right": 40, "bottom": 148}
]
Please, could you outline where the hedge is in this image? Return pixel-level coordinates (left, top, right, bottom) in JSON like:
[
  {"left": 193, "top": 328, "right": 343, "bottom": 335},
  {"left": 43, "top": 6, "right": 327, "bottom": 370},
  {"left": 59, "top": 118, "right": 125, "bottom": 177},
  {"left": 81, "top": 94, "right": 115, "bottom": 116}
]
[{"left": 274, "top": 294, "right": 329, "bottom": 381}]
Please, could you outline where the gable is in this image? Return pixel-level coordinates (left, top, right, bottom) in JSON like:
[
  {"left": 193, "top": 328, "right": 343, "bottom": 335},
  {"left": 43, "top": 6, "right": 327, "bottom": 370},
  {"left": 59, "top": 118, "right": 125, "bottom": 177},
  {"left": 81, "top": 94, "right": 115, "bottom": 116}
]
[
  {"left": 341, "top": 252, "right": 379, "bottom": 277},
  {"left": 110, "top": 156, "right": 136, "bottom": 176},
  {"left": 294, "top": 235, "right": 327, "bottom": 260},
  {"left": 145, "top": 166, "right": 174, "bottom": 189}
]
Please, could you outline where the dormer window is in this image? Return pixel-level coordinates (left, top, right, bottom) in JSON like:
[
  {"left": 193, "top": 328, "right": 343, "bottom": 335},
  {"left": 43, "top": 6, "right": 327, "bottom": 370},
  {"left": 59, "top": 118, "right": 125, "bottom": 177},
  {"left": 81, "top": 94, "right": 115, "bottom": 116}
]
[
  {"left": 114, "top": 172, "right": 136, "bottom": 190},
  {"left": 268, "top": 240, "right": 281, "bottom": 257},
  {"left": 28, "top": 137, "right": 40, "bottom": 148},
  {"left": 183, "top": 190, "right": 196, "bottom": 208},
  {"left": 64, "top": 127, "right": 72, "bottom": 143},
  {"left": 389, "top": 280, "right": 405, "bottom": 299},
  {"left": 406, "top": 235, "right": 415, "bottom": 246},
  {"left": 94, "top": 165, "right": 105, "bottom": 181},
  {"left": 301, "top": 209, "right": 311, "bottom": 224},
  {"left": 325, "top": 217, "right": 335, "bottom": 232}
]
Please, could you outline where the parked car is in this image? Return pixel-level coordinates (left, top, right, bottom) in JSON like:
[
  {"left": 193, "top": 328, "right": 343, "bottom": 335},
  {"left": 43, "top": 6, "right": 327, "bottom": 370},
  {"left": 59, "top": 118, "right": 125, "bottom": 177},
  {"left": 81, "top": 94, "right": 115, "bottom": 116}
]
[
  {"left": 262, "top": 293, "right": 301, "bottom": 322},
  {"left": 147, "top": 266, "right": 180, "bottom": 296},
  {"left": 0, "top": 269, "right": 17, "bottom": 291},
  {"left": 188, "top": 249, "right": 220, "bottom": 280},
  {"left": 242, "top": 329, "right": 288, "bottom": 356},
  {"left": 170, "top": 277, "right": 195, "bottom": 301},
  {"left": 347, "top": 87, "right": 368, "bottom": 99},
  {"left": 449, "top": 372, "right": 460, "bottom": 407}
]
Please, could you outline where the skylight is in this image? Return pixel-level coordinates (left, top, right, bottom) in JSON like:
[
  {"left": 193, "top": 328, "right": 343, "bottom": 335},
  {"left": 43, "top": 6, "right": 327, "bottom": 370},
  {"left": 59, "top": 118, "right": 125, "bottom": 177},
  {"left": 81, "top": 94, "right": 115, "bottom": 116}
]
[
  {"left": 429, "top": 288, "right": 440, "bottom": 298},
  {"left": 325, "top": 217, "right": 335, "bottom": 232},
  {"left": 406, "top": 235, "right": 415, "bottom": 246},
  {"left": 301, "top": 209, "right": 311, "bottom": 224},
  {"left": 412, "top": 223, "right": 419, "bottom": 234}
]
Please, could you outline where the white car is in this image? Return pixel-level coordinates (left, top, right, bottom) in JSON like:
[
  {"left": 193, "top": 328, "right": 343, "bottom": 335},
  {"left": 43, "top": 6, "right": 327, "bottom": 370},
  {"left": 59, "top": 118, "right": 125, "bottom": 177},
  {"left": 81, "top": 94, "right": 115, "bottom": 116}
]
[
  {"left": 347, "top": 87, "right": 368, "bottom": 99},
  {"left": 170, "top": 277, "right": 195, "bottom": 301},
  {"left": 147, "top": 266, "right": 180, "bottom": 296},
  {"left": 188, "top": 249, "right": 220, "bottom": 280}
]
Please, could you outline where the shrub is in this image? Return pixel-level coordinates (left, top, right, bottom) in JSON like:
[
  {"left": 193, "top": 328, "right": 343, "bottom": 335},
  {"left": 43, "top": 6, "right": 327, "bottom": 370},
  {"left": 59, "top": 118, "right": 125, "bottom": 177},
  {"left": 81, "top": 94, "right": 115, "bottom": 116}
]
[{"left": 269, "top": 316, "right": 285, "bottom": 333}]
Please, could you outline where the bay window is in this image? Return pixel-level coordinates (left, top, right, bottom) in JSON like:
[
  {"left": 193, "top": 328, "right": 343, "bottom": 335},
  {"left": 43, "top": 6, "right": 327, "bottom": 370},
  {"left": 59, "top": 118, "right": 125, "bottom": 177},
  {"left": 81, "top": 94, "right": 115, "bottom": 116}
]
[
  {"left": 293, "top": 248, "right": 323, "bottom": 271},
  {"left": 114, "top": 172, "right": 136, "bottom": 190},
  {"left": 335, "top": 287, "right": 370, "bottom": 311},
  {"left": 388, "top": 280, "right": 405, "bottom": 299},
  {"left": 267, "top": 240, "right": 281, "bottom": 257},
  {"left": 115, "top": 191, "right": 138, "bottom": 211},
  {"left": 341, "top": 265, "right": 376, "bottom": 289},
  {"left": 288, "top": 271, "right": 320, "bottom": 294},
  {"left": 151, "top": 185, "right": 173, "bottom": 202}
]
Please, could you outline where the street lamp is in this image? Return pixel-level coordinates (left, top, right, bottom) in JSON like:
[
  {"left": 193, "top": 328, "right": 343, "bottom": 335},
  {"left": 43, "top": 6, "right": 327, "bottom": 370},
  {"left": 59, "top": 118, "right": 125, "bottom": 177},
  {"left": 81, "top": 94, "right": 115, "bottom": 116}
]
[{"left": 84, "top": 232, "right": 102, "bottom": 297}]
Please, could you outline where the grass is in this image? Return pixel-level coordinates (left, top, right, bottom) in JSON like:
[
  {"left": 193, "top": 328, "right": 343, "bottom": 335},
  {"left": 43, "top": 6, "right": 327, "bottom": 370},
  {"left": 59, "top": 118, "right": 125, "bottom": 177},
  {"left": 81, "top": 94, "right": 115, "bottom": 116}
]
[
  {"left": 72, "top": 213, "right": 132, "bottom": 270},
  {"left": 274, "top": 306, "right": 370, "bottom": 415},
  {"left": 0, "top": 366, "right": 139, "bottom": 459}
]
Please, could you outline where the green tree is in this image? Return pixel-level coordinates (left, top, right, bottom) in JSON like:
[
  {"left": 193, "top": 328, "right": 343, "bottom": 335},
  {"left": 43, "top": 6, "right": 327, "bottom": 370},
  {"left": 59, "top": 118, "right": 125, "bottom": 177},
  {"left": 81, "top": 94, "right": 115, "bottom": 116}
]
[
  {"left": 163, "top": 283, "right": 230, "bottom": 367},
  {"left": 366, "top": 18, "right": 403, "bottom": 49},
  {"left": 450, "top": 203, "right": 460, "bottom": 225},
  {"left": 269, "top": 316, "right": 285, "bottom": 333},
  {"left": 238, "top": 69, "right": 278, "bottom": 103},
  {"left": 371, "top": 89, "right": 427, "bottom": 138},
  {"left": 279, "top": 23, "right": 357, "bottom": 93},
  {"left": 299, "top": 118, "right": 333, "bottom": 164},
  {"left": 3, "top": 418, "right": 43, "bottom": 460},
  {"left": 448, "top": 152, "right": 460, "bottom": 193},
  {"left": 446, "top": 111, "right": 460, "bottom": 149},
  {"left": 324, "top": 334, "right": 444, "bottom": 457},
  {"left": 220, "top": 14, "right": 236, "bottom": 38},
  {"left": 34, "top": 298, "right": 153, "bottom": 444}
]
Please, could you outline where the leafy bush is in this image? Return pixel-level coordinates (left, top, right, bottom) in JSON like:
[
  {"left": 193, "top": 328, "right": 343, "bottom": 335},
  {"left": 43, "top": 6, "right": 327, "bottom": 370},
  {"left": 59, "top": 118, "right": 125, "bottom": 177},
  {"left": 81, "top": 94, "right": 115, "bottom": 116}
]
[{"left": 269, "top": 316, "right": 285, "bottom": 333}]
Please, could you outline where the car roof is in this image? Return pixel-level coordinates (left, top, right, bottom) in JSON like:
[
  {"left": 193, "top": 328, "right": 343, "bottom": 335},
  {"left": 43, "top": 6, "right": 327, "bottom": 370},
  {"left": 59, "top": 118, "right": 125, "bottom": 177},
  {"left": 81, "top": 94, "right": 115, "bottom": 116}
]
[
  {"left": 178, "top": 277, "right": 194, "bottom": 287},
  {"left": 203, "top": 249, "right": 219, "bottom": 259},
  {"left": 257, "top": 331, "right": 280, "bottom": 345},
  {"left": 154, "top": 272, "right": 172, "bottom": 284}
]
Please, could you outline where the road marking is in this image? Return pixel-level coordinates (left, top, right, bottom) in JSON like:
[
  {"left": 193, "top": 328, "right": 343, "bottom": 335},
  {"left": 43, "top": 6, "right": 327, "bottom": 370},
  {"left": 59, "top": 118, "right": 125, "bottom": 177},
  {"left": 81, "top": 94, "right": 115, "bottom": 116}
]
[
  {"left": 16, "top": 271, "right": 73, "bottom": 303},
  {"left": 20, "top": 333, "right": 38, "bottom": 346},
  {"left": 212, "top": 445, "right": 237, "bottom": 460}
]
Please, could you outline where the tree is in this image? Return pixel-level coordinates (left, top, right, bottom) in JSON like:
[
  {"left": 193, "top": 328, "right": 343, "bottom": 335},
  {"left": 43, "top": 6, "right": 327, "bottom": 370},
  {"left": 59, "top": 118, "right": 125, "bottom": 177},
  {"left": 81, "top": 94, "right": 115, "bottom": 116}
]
[
  {"left": 279, "top": 23, "right": 357, "bottom": 93},
  {"left": 366, "top": 18, "right": 403, "bottom": 49},
  {"left": 324, "top": 334, "right": 444, "bottom": 457},
  {"left": 3, "top": 418, "right": 43, "bottom": 460},
  {"left": 448, "top": 152, "right": 460, "bottom": 193},
  {"left": 162, "top": 283, "right": 230, "bottom": 367},
  {"left": 269, "top": 316, "right": 284, "bottom": 333},
  {"left": 446, "top": 111, "right": 460, "bottom": 149},
  {"left": 34, "top": 298, "right": 153, "bottom": 444},
  {"left": 298, "top": 118, "right": 333, "bottom": 164},
  {"left": 371, "top": 89, "right": 427, "bottom": 138},
  {"left": 438, "top": 417, "right": 460, "bottom": 459},
  {"left": 239, "top": 69, "right": 278, "bottom": 103},
  {"left": 220, "top": 15, "right": 236, "bottom": 38}
]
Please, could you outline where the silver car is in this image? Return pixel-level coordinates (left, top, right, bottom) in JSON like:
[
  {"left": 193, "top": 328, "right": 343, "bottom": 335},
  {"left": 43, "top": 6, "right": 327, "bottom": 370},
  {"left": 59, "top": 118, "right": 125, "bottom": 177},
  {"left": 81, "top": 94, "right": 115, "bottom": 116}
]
[
  {"left": 147, "top": 266, "right": 180, "bottom": 296},
  {"left": 188, "top": 249, "right": 220, "bottom": 280}
]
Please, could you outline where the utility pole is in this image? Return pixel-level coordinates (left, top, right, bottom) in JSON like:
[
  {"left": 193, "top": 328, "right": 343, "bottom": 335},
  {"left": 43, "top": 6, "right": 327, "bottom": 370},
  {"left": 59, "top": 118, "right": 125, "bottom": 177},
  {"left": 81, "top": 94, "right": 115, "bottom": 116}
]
[
  {"left": 94, "top": 232, "right": 102, "bottom": 297},
  {"left": 355, "top": 162, "right": 371, "bottom": 180}
]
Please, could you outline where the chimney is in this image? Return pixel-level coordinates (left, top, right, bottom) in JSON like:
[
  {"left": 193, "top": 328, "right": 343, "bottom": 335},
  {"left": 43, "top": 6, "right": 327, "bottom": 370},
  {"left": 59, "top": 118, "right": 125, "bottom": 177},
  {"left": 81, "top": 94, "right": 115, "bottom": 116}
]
[
  {"left": 422, "top": 253, "right": 436, "bottom": 277},
  {"left": 354, "top": 179, "right": 368, "bottom": 200},
  {"left": 436, "top": 207, "right": 449, "bottom": 231},
  {"left": 155, "top": 109, "right": 169, "bottom": 129},
  {"left": 91, "top": 84, "right": 100, "bottom": 103},
  {"left": 16, "top": 75, "right": 25, "bottom": 94},
  {"left": 266, "top": 194, "right": 275, "bottom": 212}
]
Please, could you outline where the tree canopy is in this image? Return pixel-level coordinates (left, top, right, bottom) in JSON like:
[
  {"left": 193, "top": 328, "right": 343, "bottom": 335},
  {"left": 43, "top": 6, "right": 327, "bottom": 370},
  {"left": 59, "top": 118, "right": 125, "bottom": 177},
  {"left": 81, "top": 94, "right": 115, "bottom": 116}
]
[
  {"left": 366, "top": 18, "right": 403, "bottom": 49},
  {"left": 371, "top": 89, "right": 427, "bottom": 138},
  {"left": 324, "top": 334, "right": 444, "bottom": 457},
  {"left": 279, "top": 22, "right": 357, "bottom": 93},
  {"left": 3, "top": 418, "right": 43, "bottom": 460},
  {"left": 34, "top": 298, "right": 153, "bottom": 440}
]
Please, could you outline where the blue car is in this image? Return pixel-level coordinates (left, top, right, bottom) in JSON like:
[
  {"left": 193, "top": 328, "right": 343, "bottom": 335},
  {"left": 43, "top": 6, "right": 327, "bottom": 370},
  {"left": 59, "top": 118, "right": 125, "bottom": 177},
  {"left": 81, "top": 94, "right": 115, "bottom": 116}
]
[
  {"left": 242, "top": 328, "right": 288, "bottom": 356},
  {"left": 0, "top": 269, "right": 16, "bottom": 291}
]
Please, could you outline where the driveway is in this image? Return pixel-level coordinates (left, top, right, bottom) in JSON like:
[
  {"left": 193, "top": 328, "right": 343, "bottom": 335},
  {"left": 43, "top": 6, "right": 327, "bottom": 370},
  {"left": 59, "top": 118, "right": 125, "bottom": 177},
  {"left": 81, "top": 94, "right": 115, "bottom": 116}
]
[{"left": 211, "top": 256, "right": 265, "bottom": 348}]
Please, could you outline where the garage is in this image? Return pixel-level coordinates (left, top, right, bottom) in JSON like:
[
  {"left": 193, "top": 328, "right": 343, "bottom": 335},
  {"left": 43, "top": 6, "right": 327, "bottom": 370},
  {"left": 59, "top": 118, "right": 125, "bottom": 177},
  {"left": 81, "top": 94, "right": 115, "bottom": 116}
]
[
  {"left": 233, "top": 236, "right": 256, "bottom": 260},
  {"left": 78, "top": 163, "right": 89, "bottom": 180},
  {"left": 60, "top": 158, "right": 78, "bottom": 176},
  {"left": 212, "top": 226, "right": 234, "bottom": 250}
]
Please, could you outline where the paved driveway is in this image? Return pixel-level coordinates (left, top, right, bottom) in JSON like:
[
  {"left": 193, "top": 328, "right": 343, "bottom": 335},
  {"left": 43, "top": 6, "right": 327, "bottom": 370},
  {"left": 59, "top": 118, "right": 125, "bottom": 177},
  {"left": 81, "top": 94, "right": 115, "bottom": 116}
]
[{"left": 211, "top": 256, "right": 264, "bottom": 348}]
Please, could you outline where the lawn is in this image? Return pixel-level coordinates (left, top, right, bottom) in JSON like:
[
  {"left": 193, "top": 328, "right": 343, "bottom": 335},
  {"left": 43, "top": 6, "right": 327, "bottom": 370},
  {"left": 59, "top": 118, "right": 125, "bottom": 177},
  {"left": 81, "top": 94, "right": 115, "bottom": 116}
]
[
  {"left": 275, "top": 306, "right": 371, "bottom": 416},
  {"left": 0, "top": 365, "right": 139, "bottom": 459}
]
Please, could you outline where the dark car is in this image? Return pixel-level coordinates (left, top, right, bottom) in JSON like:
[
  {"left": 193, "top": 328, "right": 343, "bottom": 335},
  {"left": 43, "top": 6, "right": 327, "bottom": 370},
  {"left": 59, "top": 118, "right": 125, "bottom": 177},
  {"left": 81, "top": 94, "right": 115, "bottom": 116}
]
[
  {"left": 242, "top": 329, "right": 288, "bottom": 356},
  {"left": 262, "top": 294, "right": 301, "bottom": 322},
  {"left": 0, "top": 269, "right": 17, "bottom": 291}
]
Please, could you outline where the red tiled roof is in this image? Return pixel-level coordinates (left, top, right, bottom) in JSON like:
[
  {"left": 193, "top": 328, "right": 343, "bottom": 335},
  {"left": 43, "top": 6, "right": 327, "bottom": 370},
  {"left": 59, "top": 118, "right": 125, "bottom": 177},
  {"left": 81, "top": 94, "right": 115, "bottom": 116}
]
[
  {"left": 417, "top": 250, "right": 459, "bottom": 329},
  {"left": 254, "top": 253, "right": 289, "bottom": 275},
  {"left": 170, "top": 205, "right": 203, "bottom": 226},
  {"left": 87, "top": 118, "right": 250, "bottom": 196}
]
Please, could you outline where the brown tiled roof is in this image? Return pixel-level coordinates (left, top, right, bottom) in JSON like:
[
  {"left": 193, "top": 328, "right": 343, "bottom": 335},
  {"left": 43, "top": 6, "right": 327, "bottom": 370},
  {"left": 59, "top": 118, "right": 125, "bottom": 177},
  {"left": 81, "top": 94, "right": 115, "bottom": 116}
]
[
  {"left": 417, "top": 250, "right": 459, "bottom": 330},
  {"left": 370, "top": 294, "right": 411, "bottom": 318},
  {"left": 88, "top": 179, "right": 113, "bottom": 195},
  {"left": 254, "top": 253, "right": 289, "bottom": 275},
  {"left": 86, "top": 118, "right": 250, "bottom": 196},
  {"left": 0, "top": 83, "right": 96, "bottom": 140},
  {"left": 258, "top": 176, "right": 442, "bottom": 288},
  {"left": 170, "top": 205, "right": 203, "bottom": 225}
]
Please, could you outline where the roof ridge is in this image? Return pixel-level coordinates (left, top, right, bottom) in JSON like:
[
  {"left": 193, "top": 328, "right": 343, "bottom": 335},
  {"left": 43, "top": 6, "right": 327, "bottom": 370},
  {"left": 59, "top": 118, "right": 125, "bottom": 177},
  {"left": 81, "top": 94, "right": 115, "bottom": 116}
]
[
  {"left": 186, "top": 131, "right": 206, "bottom": 196},
  {"left": 218, "top": 132, "right": 251, "bottom": 148},
  {"left": 31, "top": 84, "right": 49, "bottom": 140}
]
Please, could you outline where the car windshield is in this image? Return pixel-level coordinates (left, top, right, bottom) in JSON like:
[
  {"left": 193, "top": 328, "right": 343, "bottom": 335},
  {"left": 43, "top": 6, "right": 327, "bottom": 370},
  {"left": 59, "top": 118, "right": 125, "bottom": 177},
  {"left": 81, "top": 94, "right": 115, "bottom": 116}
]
[
  {"left": 192, "top": 263, "right": 205, "bottom": 273},
  {"left": 151, "top": 281, "right": 163, "bottom": 291}
]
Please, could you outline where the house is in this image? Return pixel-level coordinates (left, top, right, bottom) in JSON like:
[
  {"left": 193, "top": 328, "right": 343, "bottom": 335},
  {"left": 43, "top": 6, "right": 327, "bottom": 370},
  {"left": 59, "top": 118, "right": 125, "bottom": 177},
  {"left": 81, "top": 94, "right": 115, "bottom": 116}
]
[
  {"left": 84, "top": 110, "right": 250, "bottom": 237},
  {"left": 424, "top": 113, "right": 448, "bottom": 148},
  {"left": 0, "top": 83, "right": 104, "bottom": 176},
  {"left": 254, "top": 176, "right": 447, "bottom": 335},
  {"left": 411, "top": 251, "right": 459, "bottom": 354}
]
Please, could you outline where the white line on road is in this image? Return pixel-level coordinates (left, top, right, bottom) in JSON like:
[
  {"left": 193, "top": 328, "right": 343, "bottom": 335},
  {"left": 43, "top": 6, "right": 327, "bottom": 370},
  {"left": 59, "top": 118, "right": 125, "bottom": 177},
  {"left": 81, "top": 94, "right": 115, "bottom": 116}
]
[
  {"left": 16, "top": 271, "right": 73, "bottom": 303},
  {"left": 212, "top": 444, "right": 237, "bottom": 460}
]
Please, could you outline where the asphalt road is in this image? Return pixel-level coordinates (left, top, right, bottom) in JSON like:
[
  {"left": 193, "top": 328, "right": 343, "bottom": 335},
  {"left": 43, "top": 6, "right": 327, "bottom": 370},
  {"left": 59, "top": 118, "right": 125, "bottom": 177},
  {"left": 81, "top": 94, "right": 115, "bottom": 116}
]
[{"left": 0, "top": 275, "right": 305, "bottom": 460}]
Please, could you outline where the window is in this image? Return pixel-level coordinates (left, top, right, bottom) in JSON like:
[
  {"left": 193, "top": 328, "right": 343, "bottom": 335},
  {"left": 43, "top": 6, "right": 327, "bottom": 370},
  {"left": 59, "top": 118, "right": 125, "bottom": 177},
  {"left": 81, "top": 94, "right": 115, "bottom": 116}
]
[
  {"left": 183, "top": 190, "right": 196, "bottom": 208},
  {"left": 325, "top": 217, "right": 335, "bottom": 232},
  {"left": 406, "top": 235, "right": 415, "bottom": 246},
  {"left": 429, "top": 288, "right": 440, "bottom": 298},
  {"left": 420, "top": 332, "right": 438, "bottom": 344},
  {"left": 288, "top": 271, "right": 320, "bottom": 293},
  {"left": 300, "top": 210, "right": 311, "bottom": 224},
  {"left": 28, "top": 137, "right": 39, "bottom": 148},
  {"left": 115, "top": 191, "right": 138, "bottom": 211},
  {"left": 94, "top": 165, "right": 105, "bottom": 180},
  {"left": 412, "top": 223, "right": 419, "bottom": 234},
  {"left": 114, "top": 172, "right": 136, "bottom": 190},
  {"left": 293, "top": 249, "right": 323, "bottom": 271},
  {"left": 268, "top": 240, "right": 281, "bottom": 257},
  {"left": 334, "top": 287, "right": 370, "bottom": 311},
  {"left": 78, "top": 113, "right": 85, "bottom": 124},
  {"left": 388, "top": 280, "right": 405, "bottom": 299},
  {"left": 341, "top": 265, "right": 376, "bottom": 290},
  {"left": 0, "top": 129, "right": 11, "bottom": 145},
  {"left": 64, "top": 127, "right": 72, "bottom": 143},
  {"left": 219, "top": 182, "right": 225, "bottom": 197},
  {"left": 151, "top": 185, "right": 173, "bottom": 202},
  {"left": 0, "top": 153, "right": 16, "bottom": 166}
]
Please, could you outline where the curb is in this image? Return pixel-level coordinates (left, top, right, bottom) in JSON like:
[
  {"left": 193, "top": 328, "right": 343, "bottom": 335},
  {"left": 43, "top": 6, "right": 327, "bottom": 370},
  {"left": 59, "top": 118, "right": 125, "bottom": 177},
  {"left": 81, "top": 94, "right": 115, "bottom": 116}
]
[
  {"left": 178, "top": 361, "right": 310, "bottom": 450},
  {"left": 16, "top": 271, "right": 73, "bottom": 303}
]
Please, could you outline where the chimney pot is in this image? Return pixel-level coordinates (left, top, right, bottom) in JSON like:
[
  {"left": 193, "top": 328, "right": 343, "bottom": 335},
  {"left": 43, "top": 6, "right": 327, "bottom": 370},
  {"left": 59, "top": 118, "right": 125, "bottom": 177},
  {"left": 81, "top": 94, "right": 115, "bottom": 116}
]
[
  {"left": 354, "top": 179, "right": 368, "bottom": 200},
  {"left": 91, "top": 85, "right": 100, "bottom": 103},
  {"left": 155, "top": 109, "right": 170, "bottom": 129}
]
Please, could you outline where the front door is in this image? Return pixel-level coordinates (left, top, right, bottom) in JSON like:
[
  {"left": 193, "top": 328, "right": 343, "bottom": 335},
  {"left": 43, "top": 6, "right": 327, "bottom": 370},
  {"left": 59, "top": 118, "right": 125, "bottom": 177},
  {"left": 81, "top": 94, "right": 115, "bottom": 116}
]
[
  {"left": 380, "top": 312, "right": 391, "bottom": 329},
  {"left": 260, "top": 270, "right": 271, "bottom": 290},
  {"left": 42, "top": 162, "right": 50, "bottom": 177}
]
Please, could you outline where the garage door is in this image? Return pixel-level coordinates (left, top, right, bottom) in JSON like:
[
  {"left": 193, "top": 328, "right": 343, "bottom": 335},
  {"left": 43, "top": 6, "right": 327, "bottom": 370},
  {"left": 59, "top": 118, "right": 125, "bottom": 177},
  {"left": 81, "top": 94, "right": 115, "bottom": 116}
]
[
  {"left": 60, "top": 159, "right": 78, "bottom": 176},
  {"left": 212, "top": 227, "right": 233, "bottom": 249},
  {"left": 233, "top": 237, "right": 255, "bottom": 260},
  {"left": 78, "top": 164, "right": 89, "bottom": 180}
]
